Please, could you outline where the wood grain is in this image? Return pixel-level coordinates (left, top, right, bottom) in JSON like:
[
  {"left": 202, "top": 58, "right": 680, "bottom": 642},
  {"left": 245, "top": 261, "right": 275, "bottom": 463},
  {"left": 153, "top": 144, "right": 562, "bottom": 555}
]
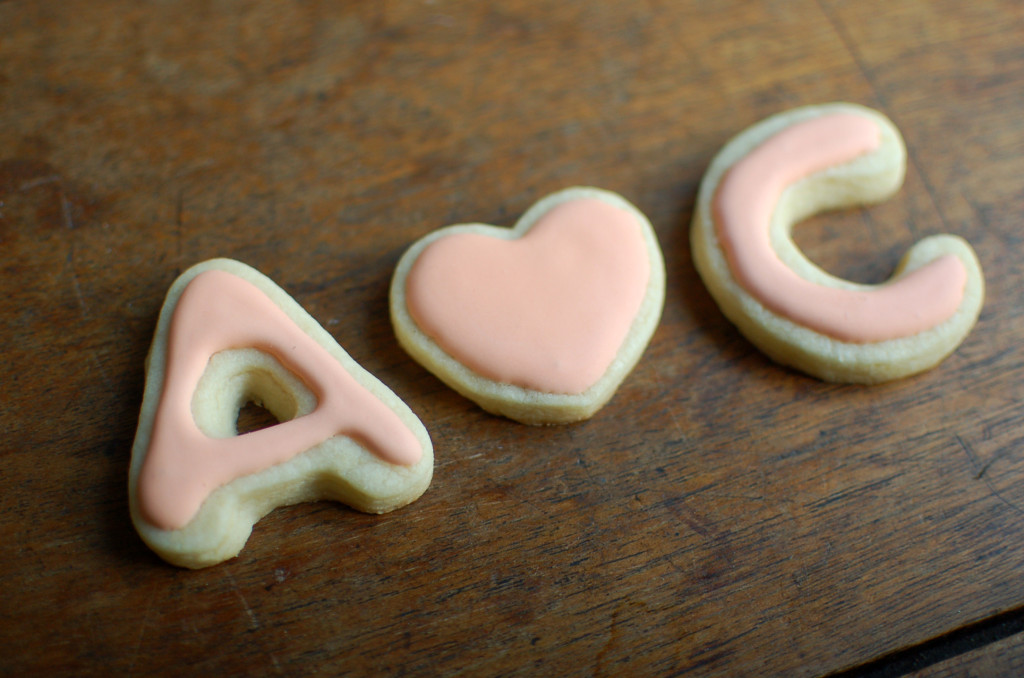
[{"left": 2, "top": 1, "right": 1023, "bottom": 675}]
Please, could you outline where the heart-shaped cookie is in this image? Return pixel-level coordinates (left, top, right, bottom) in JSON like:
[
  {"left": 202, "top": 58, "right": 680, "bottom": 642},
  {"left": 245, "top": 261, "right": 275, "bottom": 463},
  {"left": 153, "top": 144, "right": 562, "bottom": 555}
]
[{"left": 390, "top": 187, "right": 665, "bottom": 424}]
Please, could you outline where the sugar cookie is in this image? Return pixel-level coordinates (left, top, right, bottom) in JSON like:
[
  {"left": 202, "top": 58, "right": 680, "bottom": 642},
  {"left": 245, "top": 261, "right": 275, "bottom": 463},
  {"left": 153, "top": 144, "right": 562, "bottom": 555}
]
[
  {"left": 129, "top": 258, "right": 433, "bottom": 568},
  {"left": 691, "top": 103, "right": 984, "bottom": 383},
  {"left": 390, "top": 187, "right": 665, "bottom": 424}
]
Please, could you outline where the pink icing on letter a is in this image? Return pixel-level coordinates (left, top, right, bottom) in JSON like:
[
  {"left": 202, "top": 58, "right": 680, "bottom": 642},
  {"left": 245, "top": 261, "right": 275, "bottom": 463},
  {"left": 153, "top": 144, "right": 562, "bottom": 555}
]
[{"left": 138, "top": 269, "right": 421, "bottom": 531}]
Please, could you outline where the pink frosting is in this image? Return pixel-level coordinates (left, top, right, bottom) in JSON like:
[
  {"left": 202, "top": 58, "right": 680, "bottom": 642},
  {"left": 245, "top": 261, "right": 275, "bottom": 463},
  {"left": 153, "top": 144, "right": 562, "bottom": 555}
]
[
  {"left": 138, "top": 269, "right": 422, "bottom": 531},
  {"left": 713, "top": 112, "right": 967, "bottom": 343},
  {"left": 405, "top": 198, "right": 650, "bottom": 394}
]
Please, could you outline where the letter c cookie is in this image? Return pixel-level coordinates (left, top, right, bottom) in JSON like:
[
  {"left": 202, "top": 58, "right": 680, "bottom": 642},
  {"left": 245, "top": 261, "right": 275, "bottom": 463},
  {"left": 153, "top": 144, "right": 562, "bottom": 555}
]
[{"left": 691, "top": 103, "right": 984, "bottom": 383}]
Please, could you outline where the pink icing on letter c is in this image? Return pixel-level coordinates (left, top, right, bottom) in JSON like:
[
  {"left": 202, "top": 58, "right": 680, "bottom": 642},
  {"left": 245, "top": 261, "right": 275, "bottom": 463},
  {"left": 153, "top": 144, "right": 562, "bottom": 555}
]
[{"left": 712, "top": 113, "right": 967, "bottom": 343}]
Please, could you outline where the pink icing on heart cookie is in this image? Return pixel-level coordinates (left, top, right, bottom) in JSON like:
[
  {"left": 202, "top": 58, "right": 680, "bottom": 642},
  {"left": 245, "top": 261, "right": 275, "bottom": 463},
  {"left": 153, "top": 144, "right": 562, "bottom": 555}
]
[
  {"left": 405, "top": 198, "right": 649, "bottom": 394},
  {"left": 390, "top": 187, "right": 666, "bottom": 424}
]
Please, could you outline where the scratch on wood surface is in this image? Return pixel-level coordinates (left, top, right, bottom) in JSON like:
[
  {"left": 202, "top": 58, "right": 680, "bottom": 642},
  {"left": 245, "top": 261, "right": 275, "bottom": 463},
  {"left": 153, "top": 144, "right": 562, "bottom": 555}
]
[
  {"left": 226, "top": 570, "right": 261, "bottom": 630},
  {"left": 18, "top": 174, "right": 60, "bottom": 191},
  {"left": 703, "top": 491, "right": 767, "bottom": 503},
  {"left": 65, "top": 243, "right": 114, "bottom": 390},
  {"left": 66, "top": 246, "right": 89, "bottom": 318},
  {"left": 666, "top": 404, "right": 687, "bottom": 442},
  {"left": 485, "top": 477, "right": 546, "bottom": 517},
  {"left": 593, "top": 599, "right": 647, "bottom": 676},
  {"left": 59, "top": 189, "right": 75, "bottom": 230},
  {"left": 974, "top": 458, "right": 996, "bottom": 480},
  {"left": 663, "top": 494, "right": 714, "bottom": 538},
  {"left": 955, "top": 434, "right": 1024, "bottom": 515},
  {"left": 126, "top": 597, "right": 155, "bottom": 677},
  {"left": 956, "top": 434, "right": 985, "bottom": 478}
]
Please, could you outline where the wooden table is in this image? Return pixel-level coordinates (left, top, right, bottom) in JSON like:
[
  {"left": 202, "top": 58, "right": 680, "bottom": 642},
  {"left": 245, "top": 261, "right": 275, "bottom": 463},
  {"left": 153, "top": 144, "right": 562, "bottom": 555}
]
[{"left": 3, "top": 1, "right": 1022, "bottom": 675}]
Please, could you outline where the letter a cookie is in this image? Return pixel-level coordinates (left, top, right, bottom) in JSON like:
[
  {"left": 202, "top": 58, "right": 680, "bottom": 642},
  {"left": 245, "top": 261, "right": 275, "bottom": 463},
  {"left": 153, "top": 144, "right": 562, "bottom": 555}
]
[{"left": 128, "top": 259, "right": 433, "bottom": 568}]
